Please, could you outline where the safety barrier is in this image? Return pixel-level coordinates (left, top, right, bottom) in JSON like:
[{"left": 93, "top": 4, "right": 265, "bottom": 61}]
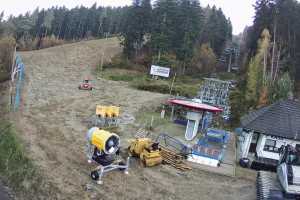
[{"left": 11, "top": 54, "right": 25, "bottom": 111}]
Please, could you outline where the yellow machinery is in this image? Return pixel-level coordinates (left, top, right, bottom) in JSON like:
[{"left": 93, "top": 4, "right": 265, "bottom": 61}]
[
  {"left": 86, "top": 127, "right": 129, "bottom": 184},
  {"left": 96, "top": 105, "right": 120, "bottom": 118},
  {"left": 129, "top": 138, "right": 162, "bottom": 167},
  {"left": 93, "top": 105, "right": 120, "bottom": 127}
]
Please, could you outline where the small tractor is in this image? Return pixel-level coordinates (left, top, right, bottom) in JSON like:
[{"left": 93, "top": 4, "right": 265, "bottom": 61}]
[
  {"left": 79, "top": 79, "right": 93, "bottom": 90},
  {"left": 257, "top": 144, "right": 300, "bottom": 199},
  {"left": 128, "top": 138, "right": 162, "bottom": 167}
]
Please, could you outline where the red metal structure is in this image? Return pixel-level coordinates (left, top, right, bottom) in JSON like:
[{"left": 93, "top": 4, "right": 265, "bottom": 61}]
[
  {"left": 168, "top": 99, "right": 223, "bottom": 113},
  {"left": 168, "top": 98, "right": 223, "bottom": 141}
]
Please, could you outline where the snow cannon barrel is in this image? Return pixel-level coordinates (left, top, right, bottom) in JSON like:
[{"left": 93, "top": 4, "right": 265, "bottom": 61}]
[{"left": 86, "top": 127, "right": 120, "bottom": 155}]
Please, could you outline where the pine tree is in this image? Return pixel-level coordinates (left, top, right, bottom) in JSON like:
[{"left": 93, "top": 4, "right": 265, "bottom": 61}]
[{"left": 121, "top": 0, "right": 152, "bottom": 58}]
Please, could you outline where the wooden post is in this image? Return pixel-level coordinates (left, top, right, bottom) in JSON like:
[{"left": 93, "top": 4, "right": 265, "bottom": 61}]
[
  {"left": 100, "top": 51, "right": 105, "bottom": 74},
  {"left": 234, "top": 133, "right": 237, "bottom": 177},
  {"left": 150, "top": 116, "right": 154, "bottom": 129},
  {"left": 161, "top": 107, "right": 165, "bottom": 119},
  {"left": 169, "top": 73, "right": 176, "bottom": 96},
  {"left": 227, "top": 52, "right": 232, "bottom": 73},
  {"left": 170, "top": 105, "right": 175, "bottom": 121},
  {"left": 157, "top": 50, "right": 161, "bottom": 63},
  {"left": 9, "top": 46, "right": 16, "bottom": 110}
]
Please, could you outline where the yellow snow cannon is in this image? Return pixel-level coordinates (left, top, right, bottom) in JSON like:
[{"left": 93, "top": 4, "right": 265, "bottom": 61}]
[{"left": 86, "top": 127, "right": 129, "bottom": 185}]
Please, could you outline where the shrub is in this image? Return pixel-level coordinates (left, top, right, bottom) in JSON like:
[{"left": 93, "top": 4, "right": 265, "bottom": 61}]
[
  {"left": 39, "top": 36, "right": 64, "bottom": 49},
  {"left": 102, "top": 54, "right": 146, "bottom": 72},
  {"left": 17, "top": 36, "right": 64, "bottom": 51},
  {"left": 0, "top": 37, "right": 16, "bottom": 82},
  {"left": 0, "top": 122, "right": 58, "bottom": 199},
  {"left": 131, "top": 77, "right": 199, "bottom": 97}
]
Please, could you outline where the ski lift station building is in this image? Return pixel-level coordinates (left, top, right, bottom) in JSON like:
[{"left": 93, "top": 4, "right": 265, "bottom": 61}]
[{"left": 168, "top": 98, "right": 223, "bottom": 141}]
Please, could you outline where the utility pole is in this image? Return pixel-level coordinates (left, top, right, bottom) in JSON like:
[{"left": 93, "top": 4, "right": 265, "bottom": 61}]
[
  {"left": 100, "top": 51, "right": 105, "bottom": 75},
  {"left": 227, "top": 50, "right": 232, "bottom": 73},
  {"left": 9, "top": 46, "right": 16, "bottom": 110},
  {"left": 169, "top": 73, "right": 177, "bottom": 96}
]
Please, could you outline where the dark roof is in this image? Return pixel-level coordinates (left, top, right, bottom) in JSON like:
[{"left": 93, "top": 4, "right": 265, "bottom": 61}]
[{"left": 241, "top": 99, "right": 300, "bottom": 140}]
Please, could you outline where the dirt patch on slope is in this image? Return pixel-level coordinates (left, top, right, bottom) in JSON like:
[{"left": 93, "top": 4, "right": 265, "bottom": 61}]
[{"left": 15, "top": 38, "right": 255, "bottom": 200}]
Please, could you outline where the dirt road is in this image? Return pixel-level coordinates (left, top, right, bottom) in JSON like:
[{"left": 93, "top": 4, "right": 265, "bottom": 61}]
[{"left": 16, "top": 38, "right": 255, "bottom": 200}]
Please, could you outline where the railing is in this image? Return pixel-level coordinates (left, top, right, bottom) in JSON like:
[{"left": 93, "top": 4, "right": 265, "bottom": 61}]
[{"left": 10, "top": 53, "right": 25, "bottom": 111}]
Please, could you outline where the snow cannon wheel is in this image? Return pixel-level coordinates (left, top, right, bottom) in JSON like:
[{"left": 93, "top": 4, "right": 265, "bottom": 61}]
[
  {"left": 91, "top": 170, "right": 99, "bottom": 181},
  {"left": 118, "top": 161, "right": 127, "bottom": 171},
  {"left": 239, "top": 158, "right": 250, "bottom": 168}
]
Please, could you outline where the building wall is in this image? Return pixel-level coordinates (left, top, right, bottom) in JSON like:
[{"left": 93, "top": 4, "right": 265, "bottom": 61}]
[
  {"left": 239, "top": 131, "right": 300, "bottom": 161},
  {"left": 256, "top": 134, "right": 300, "bottom": 160},
  {"left": 239, "top": 130, "right": 253, "bottom": 158}
]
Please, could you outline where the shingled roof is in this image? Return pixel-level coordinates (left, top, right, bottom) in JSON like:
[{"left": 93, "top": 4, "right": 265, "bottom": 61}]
[{"left": 241, "top": 99, "right": 300, "bottom": 140}]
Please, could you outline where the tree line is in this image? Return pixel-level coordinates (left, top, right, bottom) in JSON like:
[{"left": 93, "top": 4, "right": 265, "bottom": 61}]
[
  {"left": 0, "top": 4, "right": 128, "bottom": 49},
  {"left": 0, "top": 1, "right": 232, "bottom": 80},
  {"left": 121, "top": 0, "right": 232, "bottom": 74}
]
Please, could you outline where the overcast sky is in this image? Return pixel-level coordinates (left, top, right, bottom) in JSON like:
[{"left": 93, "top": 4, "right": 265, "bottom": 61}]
[{"left": 0, "top": 0, "right": 256, "bottom": 34}]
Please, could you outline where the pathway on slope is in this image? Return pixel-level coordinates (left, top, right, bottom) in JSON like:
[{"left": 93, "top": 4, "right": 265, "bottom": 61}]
[
  {"left": 14, "top": 38, "right": 255, "bottom": 200},
  {"left": 17, "top": 38, "right": 167, "bottom": 199}
]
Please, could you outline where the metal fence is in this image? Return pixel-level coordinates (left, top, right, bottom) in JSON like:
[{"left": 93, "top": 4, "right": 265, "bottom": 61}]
[{"left": 10, "top": 54, "right": 25, "bottom": 111}]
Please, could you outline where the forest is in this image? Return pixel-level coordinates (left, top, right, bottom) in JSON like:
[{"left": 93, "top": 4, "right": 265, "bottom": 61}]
[
  {"left": 230, "top": 0, "right": 300, "bottom": 125},
  {"left": 0, "top": 0, "right": 232, "bottom": 75}
]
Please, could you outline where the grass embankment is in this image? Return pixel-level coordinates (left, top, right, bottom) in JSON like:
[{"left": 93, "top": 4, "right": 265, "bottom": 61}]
[
  {"left": 0, "top": 122, "right": 32, "bottom": 188},
  {"left": 0, "top": 121, "right": 57, "bottom": 199},
  {"left": 98, "top": 54, "right": 202, "bottom": 97}
]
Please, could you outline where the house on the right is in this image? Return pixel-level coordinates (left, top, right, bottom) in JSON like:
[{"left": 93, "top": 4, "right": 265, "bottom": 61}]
[{"left": 238, "top": 99, "right": 300, "bottom": 170}]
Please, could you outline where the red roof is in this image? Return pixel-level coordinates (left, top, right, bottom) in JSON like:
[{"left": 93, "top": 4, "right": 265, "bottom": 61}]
[{"left": 168, "top": 99, "right": 223, "bottom": 113}]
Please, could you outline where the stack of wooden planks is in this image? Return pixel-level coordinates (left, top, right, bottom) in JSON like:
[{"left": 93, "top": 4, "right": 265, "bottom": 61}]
[
  {"left": 160, "top": 146, "right": 192, "bottom": 171},
  {"left": 134, "top": 128, "right": 150, "bottom": 138}
]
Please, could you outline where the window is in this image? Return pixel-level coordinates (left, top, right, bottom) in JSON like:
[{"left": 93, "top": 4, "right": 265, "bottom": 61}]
[
  {"left": 263, "top": 139, "right": 279, "bottom": 153},
  {"left": 296, "top": 144, "right": 300, "bottom": 151}
]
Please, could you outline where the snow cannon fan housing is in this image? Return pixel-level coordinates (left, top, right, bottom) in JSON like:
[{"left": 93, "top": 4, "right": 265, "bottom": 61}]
[{"left": 87, "top": 128, "right": 120, "bottom": 155}]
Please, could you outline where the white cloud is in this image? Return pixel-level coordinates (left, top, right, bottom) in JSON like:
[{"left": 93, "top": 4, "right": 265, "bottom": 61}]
[{"left": 201, "top": 0, "right": 256, "bottom": 34}]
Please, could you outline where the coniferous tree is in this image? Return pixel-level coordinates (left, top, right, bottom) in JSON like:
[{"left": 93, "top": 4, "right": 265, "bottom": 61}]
[{"left": 121, "top": 0, "right": 152, "bottom": 58}]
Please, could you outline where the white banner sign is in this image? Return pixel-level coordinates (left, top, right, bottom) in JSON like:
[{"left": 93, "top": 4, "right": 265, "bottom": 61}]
[{"left": 150, "top": 65, "right": 170, "bottom": 78}]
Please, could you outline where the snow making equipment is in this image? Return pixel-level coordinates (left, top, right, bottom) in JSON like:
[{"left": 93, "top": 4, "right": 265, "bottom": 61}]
[
  {"left": 88, "top": 105, "right": 120, "bottom": 128},
  {"left": 86, "top": 127, "right": 129, "bottom": 185}
]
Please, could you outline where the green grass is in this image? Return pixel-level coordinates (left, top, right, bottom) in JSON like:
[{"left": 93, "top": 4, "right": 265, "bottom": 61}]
[
  {"left": 0, "top": 122, "right": 34, "bottom": 187},
  {"left": 217, "top": 72, "right": 237, "bottom": 80},
  {"left": 99, "top": 67, "right": 202, "bottom": 97},
  {"left": 99, "top": 68, "right": 144, "bottom": 82},
  {"left": 131, "top": 76, "right": 201, "bottom": 97},
  {"left": 135, "top": 109, "right": 188, "bottom": 143},
  {"left": 0, "top": 121, "right": 56, "bottom": 198},
  {"left": 109, "top": 74, "right": 135, "bottom": 82},
  {"left": 97, "top": 53, "right": 205, "bottom": 97},
  {"left": 135, "top": 110, "right": 170, "bottom": 131}
]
